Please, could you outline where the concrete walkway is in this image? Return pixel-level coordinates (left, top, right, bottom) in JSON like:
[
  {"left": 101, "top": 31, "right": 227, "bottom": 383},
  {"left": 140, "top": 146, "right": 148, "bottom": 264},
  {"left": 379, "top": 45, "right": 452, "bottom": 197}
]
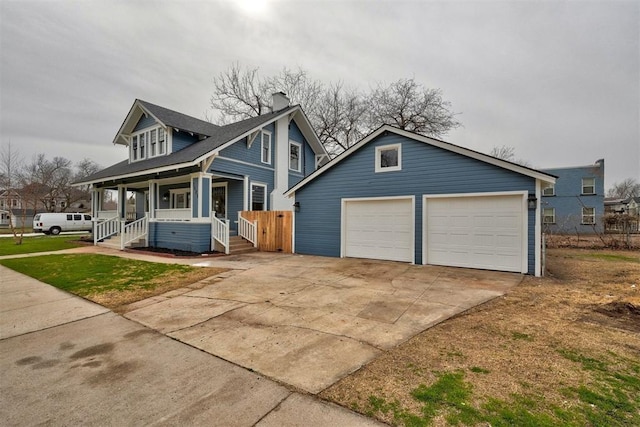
[{"left": 0, "top": 265, "right": 384, "bottom": 426}]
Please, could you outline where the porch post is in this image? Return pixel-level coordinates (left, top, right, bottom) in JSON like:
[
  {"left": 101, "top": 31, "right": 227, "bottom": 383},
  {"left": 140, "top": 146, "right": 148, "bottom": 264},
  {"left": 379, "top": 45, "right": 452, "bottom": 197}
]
[
  {"left": 243, "top": 175, "right": 249, "bottom": 211},
  {"left": 117, "top": 185, "right": 126, "bottom": 220},
  {"left": 148, "top": 180, "right": 155, "bottom": 219},
  {"left": 91, "top": 188, "right": 100, "bottom": 218}
]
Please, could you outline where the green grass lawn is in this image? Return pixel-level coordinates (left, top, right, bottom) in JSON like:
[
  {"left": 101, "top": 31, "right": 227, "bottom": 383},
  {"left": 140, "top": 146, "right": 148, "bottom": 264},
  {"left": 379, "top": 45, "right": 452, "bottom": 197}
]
[
  {"left": 0, "top": 254, "right": 224, "bottom": 309},
  {"left": 0, "top": 235, "right": 84, "bottom": 256}
]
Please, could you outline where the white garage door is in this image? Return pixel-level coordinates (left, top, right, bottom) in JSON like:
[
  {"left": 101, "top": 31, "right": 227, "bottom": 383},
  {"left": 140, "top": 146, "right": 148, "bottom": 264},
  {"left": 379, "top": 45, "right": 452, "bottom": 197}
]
[
  {"left": 425, "top": 194, "right": 525, "bottom": 272},
  {"left": 343, "top": 198, "right": 414, "bottom": 263}
]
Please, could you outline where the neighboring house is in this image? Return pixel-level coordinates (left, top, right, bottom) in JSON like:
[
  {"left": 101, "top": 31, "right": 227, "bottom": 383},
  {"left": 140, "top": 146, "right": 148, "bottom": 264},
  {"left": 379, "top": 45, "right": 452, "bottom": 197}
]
[
  {"left": 605, "top": 197, "right": 627, "bottom": 214},
  {"left": 539, "top": 159, "right": 605, "bottom": 234},
  {"left": 285, "top": 125, "right": 556, "bottom": 277},
  {"left": 0, "top": 209, "right": 37, "bottom": 229},
  {"left": 0, "top": 190, "right": 23, "bottom": 213},
  {"left": 604, "top": 196, "right": 640, "bottom": 233},
  {"left": 74, "top": 94, "right": 328, "bottom": 253}
]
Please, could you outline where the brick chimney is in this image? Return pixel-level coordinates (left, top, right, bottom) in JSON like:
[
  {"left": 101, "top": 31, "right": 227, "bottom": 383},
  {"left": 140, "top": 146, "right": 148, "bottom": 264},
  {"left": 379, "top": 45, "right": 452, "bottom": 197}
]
[{"left": 272, "top": 92, "right": 290, "bottom": 111}]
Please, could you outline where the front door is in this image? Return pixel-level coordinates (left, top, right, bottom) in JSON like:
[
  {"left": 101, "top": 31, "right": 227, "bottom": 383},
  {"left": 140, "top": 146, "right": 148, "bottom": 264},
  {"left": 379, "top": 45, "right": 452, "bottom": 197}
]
[{"left": 212, "top": 183, "right": 227, "bottom": 219}]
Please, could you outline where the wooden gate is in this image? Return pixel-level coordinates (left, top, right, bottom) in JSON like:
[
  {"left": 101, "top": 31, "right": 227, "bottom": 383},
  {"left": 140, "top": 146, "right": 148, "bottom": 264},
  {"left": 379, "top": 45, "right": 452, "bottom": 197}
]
[{"left": 239, "top": 211, "right": 292, "bottom": 253}]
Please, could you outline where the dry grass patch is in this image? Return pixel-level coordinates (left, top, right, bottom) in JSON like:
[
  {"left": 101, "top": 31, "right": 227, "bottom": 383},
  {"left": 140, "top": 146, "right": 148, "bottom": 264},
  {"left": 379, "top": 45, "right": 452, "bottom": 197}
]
[{"left": 321, "top": 248, "right": 640, "bottom": 426}]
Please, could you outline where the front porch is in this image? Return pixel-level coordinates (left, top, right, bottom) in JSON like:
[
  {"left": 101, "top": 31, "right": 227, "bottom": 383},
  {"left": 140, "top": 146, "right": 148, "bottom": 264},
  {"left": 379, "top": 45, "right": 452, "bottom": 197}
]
[{"left": 91, "top": 172, "right": 264, "bottom": 255}]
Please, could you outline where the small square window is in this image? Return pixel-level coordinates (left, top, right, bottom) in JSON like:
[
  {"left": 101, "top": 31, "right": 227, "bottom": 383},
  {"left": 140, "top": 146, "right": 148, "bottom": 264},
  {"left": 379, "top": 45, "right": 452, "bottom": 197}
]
[
  {"left": 375, "top": 143, "right": 402, "bottom": 172},
  {"left": 542, "top": 184, "right": 555, "bottom": 196},
  {"left": 543, "top": 207, "right": 555, "bottom": 224},
  {"left": 582, "top": 207, "right": 595, "bottom": 224},
  {"left": 582, "top": 178, "right": 595, "bottom": 195}
]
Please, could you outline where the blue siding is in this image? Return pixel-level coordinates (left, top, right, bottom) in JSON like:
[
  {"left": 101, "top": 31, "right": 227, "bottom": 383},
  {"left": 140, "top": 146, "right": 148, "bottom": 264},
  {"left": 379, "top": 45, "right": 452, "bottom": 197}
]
[
  {"left": 219, "top": 123, "right": 275, "bottom": 166},
  {"left": 294, "top": 133, "right": 537, "bottom": 274},
  {"left": 133, "top": 114, "right": 157, "bottom": 131},
  {"left": 149, "top": 222, "right": 211, "bottom": 252},
  {"left": 172, "top": 131, "right": 199, "bottom": 152},
  {"left": 541, "top": 161, "right": 604, "bottom": 234}
]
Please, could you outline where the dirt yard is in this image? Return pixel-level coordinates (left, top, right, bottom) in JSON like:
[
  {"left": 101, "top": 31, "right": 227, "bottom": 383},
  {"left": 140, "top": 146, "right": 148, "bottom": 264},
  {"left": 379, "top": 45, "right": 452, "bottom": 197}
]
[{"left": 321, "top": 248, "right": 640, "bottom": 426}]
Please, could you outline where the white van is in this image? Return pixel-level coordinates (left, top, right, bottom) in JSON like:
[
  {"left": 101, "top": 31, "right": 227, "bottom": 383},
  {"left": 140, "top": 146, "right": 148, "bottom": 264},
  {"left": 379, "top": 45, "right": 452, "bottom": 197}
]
[{"left": 33, "top": 213, "right": 93, "bottom": 235}]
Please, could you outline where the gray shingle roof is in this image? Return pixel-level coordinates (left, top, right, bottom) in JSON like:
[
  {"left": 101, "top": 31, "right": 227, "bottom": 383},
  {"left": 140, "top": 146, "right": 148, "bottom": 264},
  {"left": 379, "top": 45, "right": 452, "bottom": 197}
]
[
  {"left": 76, "top": 104, "right": 298, "bottom": 184},
  {"left": 138, "top": 100, "right": 220, "bottom": 137}
]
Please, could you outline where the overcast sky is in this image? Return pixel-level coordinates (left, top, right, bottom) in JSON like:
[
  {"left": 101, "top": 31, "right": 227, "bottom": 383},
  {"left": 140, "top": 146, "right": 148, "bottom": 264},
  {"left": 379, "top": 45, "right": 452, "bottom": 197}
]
[{"left": 1, "top": 0, "right": 638, "bottom": 189}]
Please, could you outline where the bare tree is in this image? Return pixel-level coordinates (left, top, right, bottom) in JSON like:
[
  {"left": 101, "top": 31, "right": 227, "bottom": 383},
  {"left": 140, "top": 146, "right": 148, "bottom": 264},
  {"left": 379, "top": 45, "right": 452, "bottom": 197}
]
[
  {"left": 365, "top": 79, "right": 460, "bottom": 137},
  {"left": 0, "top": 142, "right": 26, "bottom": 242},
  {"left": 607, "top": 178, "right": 640, "bottom": 199},
  {"left": 19, "top": 154, "right": 73, "bottom": 212},
  {"left": 209, "top": 64, "right": 461, "bottom": 155},
  {"left": 490, "top": 145, "right": 532, "bottom": 167}
]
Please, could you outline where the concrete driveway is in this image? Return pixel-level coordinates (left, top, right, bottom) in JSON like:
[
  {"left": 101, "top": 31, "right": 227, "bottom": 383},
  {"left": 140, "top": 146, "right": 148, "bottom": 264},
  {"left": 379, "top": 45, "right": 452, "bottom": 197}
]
[
  {"left": 0, "top": 265, "right": 383, "bottom": 426},
  {"left": 123, "top": 253, "right": 522, "bottom": 394}
]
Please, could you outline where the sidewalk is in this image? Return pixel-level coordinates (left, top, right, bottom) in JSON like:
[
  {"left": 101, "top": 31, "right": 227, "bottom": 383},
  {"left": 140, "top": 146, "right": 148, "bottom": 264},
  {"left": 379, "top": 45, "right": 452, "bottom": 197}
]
[{"left": 0, "top": 265, "right": 384, "bottom": 426}]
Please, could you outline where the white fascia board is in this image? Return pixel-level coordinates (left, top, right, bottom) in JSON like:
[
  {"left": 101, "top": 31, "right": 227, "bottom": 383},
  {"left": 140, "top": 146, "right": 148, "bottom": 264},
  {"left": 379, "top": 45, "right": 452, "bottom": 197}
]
[
  {"left": 72, "top": 161, "right": 197, "bottom": 187},
  {"left": 384, "top": 126, "right": 557, "bottom": 183},
  {"left": 290, "top": 108, "right": 329, "bottom": 158},
  {"left": 285, "top": 125, "right": 556, "bottom": 196}
]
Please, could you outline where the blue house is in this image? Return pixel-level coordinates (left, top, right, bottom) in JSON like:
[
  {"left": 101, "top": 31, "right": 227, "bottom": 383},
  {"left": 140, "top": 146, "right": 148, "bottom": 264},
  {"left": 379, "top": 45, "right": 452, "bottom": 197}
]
[
  {"left": 75, "top": 93, "right": 328, "bottom": 253},
  {"left": 540, "top": 160, "right": 605, "bottom": 234},
  {"left": 285, "top": 126, "right": 556, "bottom": 276}
]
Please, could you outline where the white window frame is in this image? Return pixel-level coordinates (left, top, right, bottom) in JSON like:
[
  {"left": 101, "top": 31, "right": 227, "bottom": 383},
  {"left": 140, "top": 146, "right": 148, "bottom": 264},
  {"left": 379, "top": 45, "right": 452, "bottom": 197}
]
[
  {"left": 170, "top": 188, "right": 191, "bottom": 209},
  {"left": 130, "top": 125, "right": 168, "bottom": 162},
  {"left": 261, "top": 131, "right": 272, "bottom": 165},
  {"left": 582, "top": 207, "right": 595, "bottom": 224},
  {"left": 289, "top": 140, "right": 302, "bottom": 172},
  {"left": 250, "top": 183, "right": 268, "bottom": 211},
  {"left": 543, "top": 207, "right": 555, "bottom": 224},
  {"left": 582, "top": 177, "right": 595, "bottom": 195},
  {"left": 375, "top": 143, "right": 402, "bottom": 173},
  {"left": 542, "top": 184, "right": 555, "bottom": 196}
]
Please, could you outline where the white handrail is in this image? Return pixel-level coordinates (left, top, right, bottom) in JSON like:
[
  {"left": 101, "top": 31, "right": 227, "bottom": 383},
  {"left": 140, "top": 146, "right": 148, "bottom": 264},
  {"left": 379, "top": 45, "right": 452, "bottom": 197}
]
[
  {"left": 211, "top": 214, "right": 229, "bottom": 254},
  {"left": 122, "top": 216, "right": 148, "bottom": 249},
  {"left": 94, "top": 216, "right": 120, "bottom": 244},
  {"left": 238, "top": 212, "right": 258, "bottom": 247}
]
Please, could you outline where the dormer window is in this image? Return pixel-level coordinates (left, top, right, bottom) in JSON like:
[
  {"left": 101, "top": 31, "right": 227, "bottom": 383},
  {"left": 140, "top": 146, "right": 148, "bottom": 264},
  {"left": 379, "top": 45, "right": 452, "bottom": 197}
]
[{"left": 130, "top": 125, "right": 168, "bottom": 162}]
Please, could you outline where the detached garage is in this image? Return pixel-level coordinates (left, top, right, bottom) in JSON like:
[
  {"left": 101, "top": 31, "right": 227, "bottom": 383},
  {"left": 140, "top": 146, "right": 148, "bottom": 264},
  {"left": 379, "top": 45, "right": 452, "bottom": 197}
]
[{"left": 286, "top": 126, "right": 556, "bottom": 276}]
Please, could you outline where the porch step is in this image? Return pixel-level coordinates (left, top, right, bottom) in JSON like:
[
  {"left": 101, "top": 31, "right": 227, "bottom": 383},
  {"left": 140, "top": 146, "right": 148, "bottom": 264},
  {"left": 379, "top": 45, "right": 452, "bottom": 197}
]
[
  {"left": 96, "top": 234, "right": 146, "bottom": 250},
  {"left": 228, "top": 235, "right": 258, "bottom": 255}
]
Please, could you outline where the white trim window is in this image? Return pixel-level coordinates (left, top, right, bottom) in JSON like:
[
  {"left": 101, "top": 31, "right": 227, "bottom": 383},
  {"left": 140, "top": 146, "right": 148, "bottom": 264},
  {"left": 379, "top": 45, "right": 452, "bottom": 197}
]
[
  {"left": 542, "top": 183, "right": 555, "bottom": 196},
  {"left": 582, "top": 177, "right": 595, "bottom": 195},
  {"left": 261, "top": 131, "right": 272, "bottom": 165},
  {"left": 582, "top": 207, "right": 595, "bottom": 224},
  {"left": 130, "top": 125, "right": 168, "bottom": 162},
  {"left": 375, "top": 143, "right": 402, "bottom": 172},
  {"left": 289, "top": 140, "right": 302, "bottom": 172},
  {"left": 170, "top": 189, "right": 191, "bottom": 209},
  {"left": 543, "top": 207, "right": 555, "bottom": 224}
]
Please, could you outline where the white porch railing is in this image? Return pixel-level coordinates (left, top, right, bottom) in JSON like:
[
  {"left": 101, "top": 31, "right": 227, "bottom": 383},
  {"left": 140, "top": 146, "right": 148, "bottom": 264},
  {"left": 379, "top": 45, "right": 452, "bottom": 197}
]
[
  {"left": 122, "top": 216, "right": 148, "bottom": 249},
  {"left": 211, "top": 215, "right": 230, "bottom": 254},
  {"left": 155, "top": 208, "right": 191, "bottom": 221},
  {"left": 238, "top": 212, "right": 258, "bottom": 247},
  {"left": 96, "top": 210, "right": 118, "bottom": 220},
  {"left": 94, "top": 216, "right": 120, "bottom": 244}
]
